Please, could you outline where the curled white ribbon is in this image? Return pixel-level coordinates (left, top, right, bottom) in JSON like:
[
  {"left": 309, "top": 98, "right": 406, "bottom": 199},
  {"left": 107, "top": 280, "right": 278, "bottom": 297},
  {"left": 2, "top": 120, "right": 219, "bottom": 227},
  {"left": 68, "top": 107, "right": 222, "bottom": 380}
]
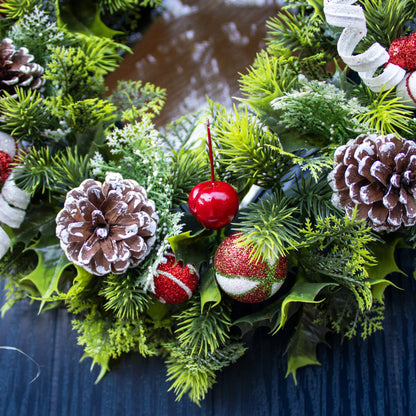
[{"left": 323, "top": 0, "right": 415, "bottom": 105}]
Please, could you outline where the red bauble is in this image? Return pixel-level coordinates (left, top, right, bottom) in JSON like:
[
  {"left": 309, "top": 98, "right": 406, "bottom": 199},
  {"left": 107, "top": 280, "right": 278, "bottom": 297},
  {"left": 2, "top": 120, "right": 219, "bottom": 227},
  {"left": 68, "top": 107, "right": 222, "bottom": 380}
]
[
  {"left": 152, "top": 252, "right": 199, "bottom": 304},
  {"left": 388, "top": 32, "right": 416, "bottom": 71},
  {"left": 188, "top": 180, "right": 239, "bottom": 230},
  {"left": 0, "top": 151, "right": 12, "bottom": 184},
  {"left": 214, "top": 233, "right": 287, "bottom": 303}
]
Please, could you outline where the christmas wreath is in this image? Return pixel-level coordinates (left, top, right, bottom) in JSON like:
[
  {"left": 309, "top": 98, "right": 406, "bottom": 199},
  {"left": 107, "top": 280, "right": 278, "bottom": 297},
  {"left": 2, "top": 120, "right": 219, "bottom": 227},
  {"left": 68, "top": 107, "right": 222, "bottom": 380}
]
[{"left": 1, "top": 0, "right": 416, "bottom": 405}]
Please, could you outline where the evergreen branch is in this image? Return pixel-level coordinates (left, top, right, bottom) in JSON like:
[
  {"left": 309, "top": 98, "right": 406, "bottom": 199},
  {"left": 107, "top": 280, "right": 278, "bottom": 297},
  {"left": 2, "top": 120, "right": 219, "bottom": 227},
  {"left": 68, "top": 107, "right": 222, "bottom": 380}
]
[
  {"left": 110, "top": 80, "right": 166, "bottom": 124},
  {"left": 15, "top": 146, "right": 92, "bottom": 197},
  {"left": 164, "top": 341, "right": 247, "bottom": 405},
  {"left": 356, "top": 87, "right": 413, "bottom": 135},
  {"left": 0, "top": 0, "right": 36, "bottom": 20},
  {"left": 99, "top": 273, "right": 152, "bottom": 321},
  {"left": 47, "top": 95, "right": 117, "bottom": 133},
  {"left": 211, "top": 103, "right": 297, "bottom": 189},
  {"left": 101, "top": 0, "right": 162, "bottom": 13},
  {"left": 234, "top": 193, "right": 301, "bottom": 262},
  {"left": 358, "top": 0, "right": 416, "bottom": 50},
  {"left": 0, "top": 88, "right": 51, "bottom": 141},
  {"left": 173, "top": 295, "right": 232, "bottom": 356}
]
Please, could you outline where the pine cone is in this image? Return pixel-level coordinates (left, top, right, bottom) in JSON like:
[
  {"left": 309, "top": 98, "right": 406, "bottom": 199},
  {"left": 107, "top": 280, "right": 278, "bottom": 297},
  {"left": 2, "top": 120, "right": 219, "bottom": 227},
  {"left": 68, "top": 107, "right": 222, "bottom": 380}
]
[
  {"left": 329, "top": 133, "right": 416, "bottom": 232},
  {"left": 56, "top": 173, "right": 158, "bottom": 276},
  {"left": 0, "top": 38, "right": 44, "bottom": 97}
]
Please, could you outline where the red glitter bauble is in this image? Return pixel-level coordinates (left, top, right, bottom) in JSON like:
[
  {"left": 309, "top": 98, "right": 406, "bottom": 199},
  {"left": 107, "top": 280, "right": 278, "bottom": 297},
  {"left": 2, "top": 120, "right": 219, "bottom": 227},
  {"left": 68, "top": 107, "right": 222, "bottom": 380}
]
[
  {"left": 188, "top": 180, "right": 239, "bottom": 230},
  {"left": 0, "top": 151, "right": 12, "bottom": 184},
  {"left": 388, "top": 32, "right": 416, "bottom": 71},
  {"left": 152, "top": 252, "right": 199, "bottom": 304},
  {"left": 214, "top": 233, "right": 287, "bottom": 303}
]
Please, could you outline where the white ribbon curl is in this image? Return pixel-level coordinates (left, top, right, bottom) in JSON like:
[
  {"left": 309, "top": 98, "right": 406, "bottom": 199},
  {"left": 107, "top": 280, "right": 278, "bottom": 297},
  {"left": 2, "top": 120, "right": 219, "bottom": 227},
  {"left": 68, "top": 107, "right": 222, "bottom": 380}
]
[{"left": 323, "top": 0, "right": 416, "bottom": 106}]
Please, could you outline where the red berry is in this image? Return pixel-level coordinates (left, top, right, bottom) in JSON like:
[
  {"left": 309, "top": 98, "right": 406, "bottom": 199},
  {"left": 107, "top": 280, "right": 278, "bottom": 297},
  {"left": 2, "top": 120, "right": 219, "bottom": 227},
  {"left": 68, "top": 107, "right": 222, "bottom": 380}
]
[{"left": 188, "top": 180, "right": 239, "bottom": 230}]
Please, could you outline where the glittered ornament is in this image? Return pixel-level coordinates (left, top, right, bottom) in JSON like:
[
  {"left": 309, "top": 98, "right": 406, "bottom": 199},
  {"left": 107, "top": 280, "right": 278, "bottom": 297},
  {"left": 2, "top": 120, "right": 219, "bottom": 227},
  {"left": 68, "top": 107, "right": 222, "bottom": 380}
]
[
  {"left": 152, "top": 252, "right": 199, "bottom": 304},
  {"left": 388, "top": 32, "right": 416, "bottom": 71},
  {"left": 188, "top": 120, "right": 239, "bottom": 230},
  {"left": 0, "top": 151, "right": 11, "bottom": 183},
  {"left": 214, "top": 233, "right": 287, "bottom": 303}
]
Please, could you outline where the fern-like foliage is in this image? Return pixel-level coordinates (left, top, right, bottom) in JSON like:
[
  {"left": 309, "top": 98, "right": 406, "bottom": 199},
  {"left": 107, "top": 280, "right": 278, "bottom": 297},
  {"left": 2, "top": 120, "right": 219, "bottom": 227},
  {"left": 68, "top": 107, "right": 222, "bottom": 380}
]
[
  {"left": 164, "top": 341, "right": 247, "bottom": 405},
  {"left": 173, "top": 295, "right": 232, "bottom": 356},
  {"left": 0, "top": 88, "right": 51, "bottom": 141},
  {"left": 299, "top": 211, "right": 377, "bottom": 311},
  {"left": 235, "top": 193, "right": 301, "bottom": 262},
  {"left": 45, "top": 46, "right": 105, "bottom": 100},
  {"left": 8, "top": 6, "right": 65, "bottom": 66},
  {"left": 271, "top": 80, "right": 369, "bottom": 148},
  {"left": 101, "top": 0, "right": 162, "bottom": 13},
  {"left": 47, "top": 95, "right": 117, "bottom": 133},
  {"left": 110, "top": 80, "right": 166, "bottom": 124}
]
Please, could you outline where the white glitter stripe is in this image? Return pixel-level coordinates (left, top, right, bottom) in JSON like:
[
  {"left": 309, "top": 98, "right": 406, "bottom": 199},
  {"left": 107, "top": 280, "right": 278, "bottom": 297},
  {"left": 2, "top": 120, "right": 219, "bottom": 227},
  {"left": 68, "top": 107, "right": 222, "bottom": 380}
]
[{"left": 157, "top": 270, "right": 193, "bottom": 299}]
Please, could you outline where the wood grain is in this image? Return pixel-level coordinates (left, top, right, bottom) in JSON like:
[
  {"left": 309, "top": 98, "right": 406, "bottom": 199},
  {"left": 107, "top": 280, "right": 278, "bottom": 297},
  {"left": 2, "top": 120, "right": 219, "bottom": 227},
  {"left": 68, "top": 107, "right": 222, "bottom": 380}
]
[{"left": 1, "top": 251, "right": 415, "bottom": 415}]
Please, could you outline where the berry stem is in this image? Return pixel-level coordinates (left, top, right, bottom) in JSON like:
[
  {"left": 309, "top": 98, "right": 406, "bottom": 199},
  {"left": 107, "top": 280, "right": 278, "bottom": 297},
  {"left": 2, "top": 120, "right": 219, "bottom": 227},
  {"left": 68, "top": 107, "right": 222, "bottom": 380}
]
[{"left": 207, "top": 119, "right": 215, "bottom": 184}]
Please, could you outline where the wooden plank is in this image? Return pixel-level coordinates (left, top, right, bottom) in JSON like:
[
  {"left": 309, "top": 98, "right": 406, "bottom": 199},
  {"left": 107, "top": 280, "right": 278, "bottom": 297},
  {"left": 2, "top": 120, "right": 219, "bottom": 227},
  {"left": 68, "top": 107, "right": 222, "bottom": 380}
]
[{"left": 1, "top": 265, "right": 415, "bottom": 415}]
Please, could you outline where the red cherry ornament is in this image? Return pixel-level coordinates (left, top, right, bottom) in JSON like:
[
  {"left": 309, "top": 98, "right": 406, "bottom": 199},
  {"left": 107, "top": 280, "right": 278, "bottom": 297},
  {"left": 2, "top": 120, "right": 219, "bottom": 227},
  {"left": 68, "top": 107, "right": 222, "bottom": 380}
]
[
  {"left": 188, "top": 120, "right": 239, "bottom": 230},
  {"left": 188, "top": 180, "right": 239, "bottom": 230}
]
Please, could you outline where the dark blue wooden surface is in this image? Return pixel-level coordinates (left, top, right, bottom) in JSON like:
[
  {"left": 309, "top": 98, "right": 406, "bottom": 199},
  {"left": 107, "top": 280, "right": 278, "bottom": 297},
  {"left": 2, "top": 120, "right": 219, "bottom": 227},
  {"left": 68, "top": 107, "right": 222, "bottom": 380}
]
[{"left": 1, "top": 250, "right": 415, "bottom": 416}]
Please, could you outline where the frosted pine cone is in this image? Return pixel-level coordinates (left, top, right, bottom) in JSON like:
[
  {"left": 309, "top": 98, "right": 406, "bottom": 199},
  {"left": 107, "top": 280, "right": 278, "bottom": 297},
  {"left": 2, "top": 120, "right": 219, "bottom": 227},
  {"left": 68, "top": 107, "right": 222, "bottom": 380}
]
[
  {"left": 329, "top": 133, "right": 416, "bottom": 232},
  {"left": 0, "top": 38, "right": 44, "bottom": 97},
  {"left": 56, "top": 173, "right": 158, "bottom": 276}
]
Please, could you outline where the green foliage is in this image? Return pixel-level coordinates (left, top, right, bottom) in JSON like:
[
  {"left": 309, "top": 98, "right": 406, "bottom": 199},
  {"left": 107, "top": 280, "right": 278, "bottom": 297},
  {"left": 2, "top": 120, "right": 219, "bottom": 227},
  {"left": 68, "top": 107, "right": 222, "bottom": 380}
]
[
  {"left": 356, "top": 87, "right": 414, "bottom": 135},
  {"left": 15, "top": 146, "right": 92, "bottom": 198},
  {"left": 8, "top": 6, "right": 65, "bottom": 66},
  {"left": 299, "top": 212, "right": 377, "bottom": 311},
  {"left": 101, "top": 0, "right": 162, "bottom": 13},
  {"left": 47, "top": 95, "right": 117, "bottom": 133},
  {"left": 164, "top": 341, "right": 247, "bottom": 405},
  {"left": 71, "top": 32, "right": 130, "bottom": 75},
  {"left": 173, "top": 295, "right": 231, "bottom": 356},
  {"left": 238, "top": 51, "right": 299, "bottom": 114},
  {"left": 271, "top": 80, "right": 368, "bottom": 148},
  {"left": 0, "top": 0, "right": 37, "bottom": 20},
  {"left": 235, "top": 194, "right": 301, "bottom": 262},
  {"left": 45, "top": 46, "right": 105, "bottom": 100},
  {"left": 211, "top": 103, "right": 296, "bottom": 189},
  {"left": 110, "top": 80, "right": 166, "bottom": 123},
  {"left": 99, "top": 273, "right": 152, "bottom": 321},
  {"left": 358, "top": 0, "right": 416, "bottom": 50},
  {"left": 0, "top": 88, "right": 51, "bottom": 141}
]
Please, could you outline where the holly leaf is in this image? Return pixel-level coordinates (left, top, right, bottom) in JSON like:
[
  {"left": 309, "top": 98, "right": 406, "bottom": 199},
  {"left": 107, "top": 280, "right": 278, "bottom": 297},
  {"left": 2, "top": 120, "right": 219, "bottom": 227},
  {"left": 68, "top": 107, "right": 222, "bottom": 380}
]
[
  {"left": 168, "top": 229, "right": 217, "bottom": 270},
  {"left": 20, "top": 221, "right": 72, "bottom": 312},
  {"left": 367, "top": 237, "right": 405, "bottom": 281},
  {"left": 285, "top": 303, "right": 328, "bottom": 384},
  {"left": 5, "top": 203, "right": 58, "bottom": 249},
  {"left": 233, "top": 296, "right": 284, "bottom": 336},
  {"left": 369, "top": 278, "right": 399, "bottom": 304},
  {"left": 272, "top": 280, "right": 336, "bottom": 334},
  {"left": 200, "top": 266, "right": 222, "bottom": 312}
]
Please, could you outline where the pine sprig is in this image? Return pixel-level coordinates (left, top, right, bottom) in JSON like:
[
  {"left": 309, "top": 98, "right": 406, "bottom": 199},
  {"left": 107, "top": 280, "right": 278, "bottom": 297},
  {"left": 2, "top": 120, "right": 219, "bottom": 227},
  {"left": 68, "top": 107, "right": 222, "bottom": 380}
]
[
  {"left": 164, "top": 341, "right": 247, "bottom": 405},
  {"left": 15, "top": 146, "right": 92, "bottom": 197},
  {"left": 173, "top": 295, "right": 232, "bottom": 356},
  {"left": 0, "top": 88, "right": 51, "bottom": 141},
  {"left": 235, "top": 193, "right": 301, "bottom": 262},
  {"left": 0, "top": 0, "right": 36, "bottom": 20},
  {"left": 99, "top": 274, "right": 152, "bottom": 321}
]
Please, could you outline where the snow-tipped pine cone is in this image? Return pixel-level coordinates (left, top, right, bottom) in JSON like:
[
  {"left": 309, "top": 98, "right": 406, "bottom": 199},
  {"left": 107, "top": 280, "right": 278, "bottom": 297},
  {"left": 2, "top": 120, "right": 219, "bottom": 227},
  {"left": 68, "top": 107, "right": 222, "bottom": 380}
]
[
  {"left": 0, "top": 38, "right": 44, "bottom": 97},
  {"left": 56, "top": 173, "right": 158, "bottom": 276},
  {"left": 329, "top": 133, "right": 416, "bottom": 232}
]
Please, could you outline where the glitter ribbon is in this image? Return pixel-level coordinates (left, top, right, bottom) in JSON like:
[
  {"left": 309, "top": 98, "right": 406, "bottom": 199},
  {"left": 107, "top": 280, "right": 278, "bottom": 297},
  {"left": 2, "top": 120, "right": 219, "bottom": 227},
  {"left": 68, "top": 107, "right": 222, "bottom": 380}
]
[{"left": 323, "top": 0, "right": 409, "bottom": 98}]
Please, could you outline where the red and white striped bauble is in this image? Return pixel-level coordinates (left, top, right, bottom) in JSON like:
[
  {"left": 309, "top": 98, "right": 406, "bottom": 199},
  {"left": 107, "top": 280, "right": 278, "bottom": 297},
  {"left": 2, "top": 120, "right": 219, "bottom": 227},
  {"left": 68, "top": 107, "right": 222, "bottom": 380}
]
[
  {"left": 214, "top": 233, "right": 287, "bottom": 303},
  {"left": 152, "top": 252, "right": 199, "bottom": 304}
]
